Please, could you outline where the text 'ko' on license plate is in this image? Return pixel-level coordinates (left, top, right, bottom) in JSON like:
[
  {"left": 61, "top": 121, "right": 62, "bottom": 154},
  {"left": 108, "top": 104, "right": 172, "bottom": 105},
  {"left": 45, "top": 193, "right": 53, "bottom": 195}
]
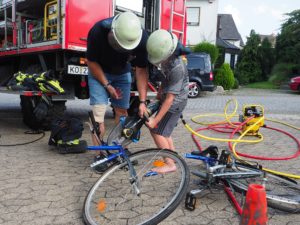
[{"left": 68, "top": 65, "right": 88, "bottom": 75}]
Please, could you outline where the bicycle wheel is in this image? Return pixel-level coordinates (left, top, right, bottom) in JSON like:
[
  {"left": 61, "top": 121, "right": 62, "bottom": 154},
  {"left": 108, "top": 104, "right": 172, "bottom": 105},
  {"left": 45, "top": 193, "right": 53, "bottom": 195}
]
[
  {"left": 227, "top": 164, "right": 300, "bottom": 213},
  {"left": 83, "top": 148, "right": 190, "bottom": 225}
]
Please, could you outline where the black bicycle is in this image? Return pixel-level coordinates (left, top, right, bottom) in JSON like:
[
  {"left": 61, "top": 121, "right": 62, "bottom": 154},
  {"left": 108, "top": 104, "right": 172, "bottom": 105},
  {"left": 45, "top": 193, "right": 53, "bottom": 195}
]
[
  {"left": 83, "top": 102, "right": 190, "bottom": 225},
  {"left": 185, "top": 146, "right": 300, "bottom": 213}
]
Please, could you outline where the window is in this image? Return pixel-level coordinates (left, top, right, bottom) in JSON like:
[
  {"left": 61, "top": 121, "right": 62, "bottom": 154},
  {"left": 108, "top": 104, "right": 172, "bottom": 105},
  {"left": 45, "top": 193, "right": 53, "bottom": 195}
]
[
  {"left": 187, "top": 7, "right": 200, "bottom": 26},
  {"left": 115, "top": 0, "right": 144, "bottom": 16},
  {"left": 186, "top": 54, "right": 212, "bottom": 73}
]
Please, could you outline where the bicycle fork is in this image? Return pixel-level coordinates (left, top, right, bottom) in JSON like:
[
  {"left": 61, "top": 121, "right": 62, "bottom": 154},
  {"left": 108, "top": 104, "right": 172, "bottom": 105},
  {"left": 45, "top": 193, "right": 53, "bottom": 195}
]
[{"left": 124, "top": 155, "right": 141, "bottom": 196}]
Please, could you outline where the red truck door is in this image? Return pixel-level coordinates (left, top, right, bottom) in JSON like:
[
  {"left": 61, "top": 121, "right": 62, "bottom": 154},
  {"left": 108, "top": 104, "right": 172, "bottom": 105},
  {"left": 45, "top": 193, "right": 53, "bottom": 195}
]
[
  {"left": 64, "top": 0, "right": 112, "bottom": 50},
  {"left": 160, "top": 0, "right": 186, "bottom": 44}
]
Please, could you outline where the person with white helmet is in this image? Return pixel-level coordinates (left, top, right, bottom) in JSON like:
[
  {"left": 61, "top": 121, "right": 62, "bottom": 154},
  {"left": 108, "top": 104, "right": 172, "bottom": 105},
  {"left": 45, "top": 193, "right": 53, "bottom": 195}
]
[
  {"left": 86, "top": 11, "right": 149, "bottom": 172},
  {"left": 146, "top": 29, "right": 190, "bottom": 173}
]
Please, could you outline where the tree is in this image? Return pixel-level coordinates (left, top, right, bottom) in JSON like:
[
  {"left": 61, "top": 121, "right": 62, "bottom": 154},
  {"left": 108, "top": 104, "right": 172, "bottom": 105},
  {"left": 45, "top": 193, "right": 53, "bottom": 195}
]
[
  {"left": 258, "top": 38, "right": 275, "bottom": 80},
  {"left": 193, "top": 42, "right": 219, "bottom": 64},
  {"left": 214, "top": 46, "right": 225, "bottom": 69},
  {"left": 276, "top": 10, "right": 300, "bottom": 64},
  {"left": 235, "top": 30, "right": 262, "bottom": 84},
  {"left": 214, "top": 63, "right": 235, "bottom": 90}
]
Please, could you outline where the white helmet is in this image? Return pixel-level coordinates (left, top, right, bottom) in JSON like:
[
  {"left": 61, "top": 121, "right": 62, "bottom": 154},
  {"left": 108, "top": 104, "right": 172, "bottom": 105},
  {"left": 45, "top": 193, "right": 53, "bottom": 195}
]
[
  {"left": 146, "top": 29, "right": 178, "bottom": 65},
  {"left": 111, "top": 11, "right": 142, "bottom": 50}
]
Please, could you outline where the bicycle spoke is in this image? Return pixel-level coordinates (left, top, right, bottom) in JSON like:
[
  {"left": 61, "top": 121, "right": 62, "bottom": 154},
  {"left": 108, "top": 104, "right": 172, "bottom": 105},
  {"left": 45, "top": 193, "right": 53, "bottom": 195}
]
[
  {"left": 228, "top": 164, "right": 300, "bottom": 213},
  {"left": 84, "top": 149, "right": 189, "bottom": 225}
]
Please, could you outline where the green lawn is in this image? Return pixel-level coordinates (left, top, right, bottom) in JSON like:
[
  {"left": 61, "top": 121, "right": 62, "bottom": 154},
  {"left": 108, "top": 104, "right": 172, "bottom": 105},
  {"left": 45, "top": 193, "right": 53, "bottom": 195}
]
[{"left": 244, "top": 81, "right": 279, "bottom": 89}]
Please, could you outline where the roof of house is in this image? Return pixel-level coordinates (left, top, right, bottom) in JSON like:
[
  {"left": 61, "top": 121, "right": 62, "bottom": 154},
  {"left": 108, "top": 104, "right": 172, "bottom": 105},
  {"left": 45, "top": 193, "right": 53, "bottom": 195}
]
[
  {"left": 217, "top": 14, "right": 244, "bottom": 45},
  {"left": 258, "top": 34, "right": 276, "bottom": 46},
  {"left": 216, "top": 37, "right": 240, "bottom": 50}
]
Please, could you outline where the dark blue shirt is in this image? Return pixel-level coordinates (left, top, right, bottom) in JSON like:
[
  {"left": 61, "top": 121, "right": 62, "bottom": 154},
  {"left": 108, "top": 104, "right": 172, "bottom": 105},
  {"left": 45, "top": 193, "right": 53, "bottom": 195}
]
[{"left": 86, "top": 17, "right": 148, "bottom": 75}]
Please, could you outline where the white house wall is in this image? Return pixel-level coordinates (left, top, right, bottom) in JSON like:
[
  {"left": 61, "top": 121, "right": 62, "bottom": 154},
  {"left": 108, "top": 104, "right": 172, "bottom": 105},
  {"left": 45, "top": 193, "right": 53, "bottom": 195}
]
[
  {"left": 186, "top": 0, "right": 218, "bottom": 46},
  {"left": 224, "top": 53, "right": 231, "bottom": 65}
]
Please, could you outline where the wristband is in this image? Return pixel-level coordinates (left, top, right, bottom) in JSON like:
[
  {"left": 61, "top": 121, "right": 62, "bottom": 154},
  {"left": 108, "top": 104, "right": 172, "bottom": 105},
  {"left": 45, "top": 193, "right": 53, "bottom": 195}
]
[
  {"left": 103, "top": 82, "right": 111, "bottom": 89},
  {"left": 139, "top": 100, "right": 147, "bottom": 105}
]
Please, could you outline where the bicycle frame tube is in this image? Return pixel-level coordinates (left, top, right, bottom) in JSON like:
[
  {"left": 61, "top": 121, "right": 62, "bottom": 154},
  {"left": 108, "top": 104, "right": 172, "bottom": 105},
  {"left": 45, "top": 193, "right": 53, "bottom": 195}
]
[
  {"left": 185, "top": 153, "right": 216, "bottom": 166},
  {"left": 88, "top": 145, "right": 124, "bottom": 168},
  {"left": 87, "top": 145, "right": 123, "bottom": 151},
  {"left": 88, "top": 144, "right": 140, "bottom": 194}
]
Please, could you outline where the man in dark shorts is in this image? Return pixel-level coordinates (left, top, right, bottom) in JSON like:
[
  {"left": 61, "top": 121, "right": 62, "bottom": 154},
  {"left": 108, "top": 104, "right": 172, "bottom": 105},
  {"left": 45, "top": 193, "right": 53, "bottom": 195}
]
[
  {"left": 146, "top": 29, "right": 190, "bottom": 173},
  {"left": 86, "top": 11, "right": 149, "bottom": 146}
]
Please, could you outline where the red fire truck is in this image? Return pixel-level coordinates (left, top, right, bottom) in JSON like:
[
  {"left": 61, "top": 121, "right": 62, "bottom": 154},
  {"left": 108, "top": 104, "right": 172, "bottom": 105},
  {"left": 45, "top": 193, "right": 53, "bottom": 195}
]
[{"left": 0, "top": 0, "right": 186, "bottom": 128}]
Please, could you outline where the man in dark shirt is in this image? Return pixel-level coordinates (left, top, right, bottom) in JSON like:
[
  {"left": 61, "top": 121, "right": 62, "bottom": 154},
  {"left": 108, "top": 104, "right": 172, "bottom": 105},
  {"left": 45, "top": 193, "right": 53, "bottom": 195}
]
[{"left": 86, "top": 11, "right": 149, "bottom": 148}]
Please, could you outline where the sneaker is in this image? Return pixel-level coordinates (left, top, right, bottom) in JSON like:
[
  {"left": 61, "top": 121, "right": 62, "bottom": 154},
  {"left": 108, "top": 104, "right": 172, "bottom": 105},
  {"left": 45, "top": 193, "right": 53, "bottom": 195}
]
[{"left": 93, "top": 154, "right": 109, "bottom": 173}]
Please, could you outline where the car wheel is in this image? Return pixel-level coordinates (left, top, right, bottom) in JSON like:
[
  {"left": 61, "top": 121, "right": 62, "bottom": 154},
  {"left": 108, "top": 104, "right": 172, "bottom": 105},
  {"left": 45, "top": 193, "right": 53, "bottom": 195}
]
[{"left": 188, "top": 83, "right": 201, "bottom": 98}]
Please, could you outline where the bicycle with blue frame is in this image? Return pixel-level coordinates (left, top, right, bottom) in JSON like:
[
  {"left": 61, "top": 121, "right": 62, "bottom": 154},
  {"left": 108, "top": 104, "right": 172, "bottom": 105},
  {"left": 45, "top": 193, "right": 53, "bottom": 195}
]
[
  {"left": 184, "top": 145, "right": 300, "bottom": 213},
  {"left": 83, "top": 100, "right": 190, "bottom": 225}
]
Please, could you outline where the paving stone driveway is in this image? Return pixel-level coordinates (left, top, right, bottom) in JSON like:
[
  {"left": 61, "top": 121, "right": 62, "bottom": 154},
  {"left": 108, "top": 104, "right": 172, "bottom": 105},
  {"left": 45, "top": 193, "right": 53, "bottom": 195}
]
[{"left": 0, "top": 88, "right": 299, "bottom": 225}]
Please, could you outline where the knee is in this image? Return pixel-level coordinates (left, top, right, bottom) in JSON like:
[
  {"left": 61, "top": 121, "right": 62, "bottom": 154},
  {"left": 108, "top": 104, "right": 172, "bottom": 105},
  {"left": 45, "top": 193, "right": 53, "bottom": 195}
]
[
  {"left": 92, "top": 104, "right": 107, "bottom": 123},
  {"left": 114, "top": 107, "right": 128, "bottom": 117}
]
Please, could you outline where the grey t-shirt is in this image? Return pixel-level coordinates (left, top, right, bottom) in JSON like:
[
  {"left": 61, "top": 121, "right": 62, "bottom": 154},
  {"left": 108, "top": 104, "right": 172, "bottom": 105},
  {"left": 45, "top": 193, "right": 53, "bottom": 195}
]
[{"left": 160, "top": 56, "right": 189, "bottom": 112}]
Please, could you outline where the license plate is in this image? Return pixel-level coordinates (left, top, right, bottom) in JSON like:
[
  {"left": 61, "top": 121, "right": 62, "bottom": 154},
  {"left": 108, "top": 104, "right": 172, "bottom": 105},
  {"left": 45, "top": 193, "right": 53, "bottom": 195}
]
[{"left": 68, "top": 65, "right": 88, "bottom": 75}]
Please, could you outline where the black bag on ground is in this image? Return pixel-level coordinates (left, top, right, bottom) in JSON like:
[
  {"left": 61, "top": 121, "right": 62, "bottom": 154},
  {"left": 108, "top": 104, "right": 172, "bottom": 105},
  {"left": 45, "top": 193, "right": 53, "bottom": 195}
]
[{"left": 48, "top": 117, "right": 86, "bottom": 154}]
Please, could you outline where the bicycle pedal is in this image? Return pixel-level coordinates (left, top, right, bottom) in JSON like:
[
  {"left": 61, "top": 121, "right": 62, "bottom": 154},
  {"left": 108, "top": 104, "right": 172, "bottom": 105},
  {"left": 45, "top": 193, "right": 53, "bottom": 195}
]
[
  {"left": 185, "top": 192, "right": 197, "bottom": 211},
  {"left": 93, "top": 164, "right": 108, "bottom": 173}
]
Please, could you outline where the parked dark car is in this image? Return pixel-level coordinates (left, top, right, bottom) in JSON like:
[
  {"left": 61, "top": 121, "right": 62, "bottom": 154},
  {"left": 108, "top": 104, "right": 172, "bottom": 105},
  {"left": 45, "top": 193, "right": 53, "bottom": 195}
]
[
  {"left": 186, "top": 53, "right": 216, "bottom": 98},
  {"left": 289, "top": 76, "right": 300, "bottom": 93}
]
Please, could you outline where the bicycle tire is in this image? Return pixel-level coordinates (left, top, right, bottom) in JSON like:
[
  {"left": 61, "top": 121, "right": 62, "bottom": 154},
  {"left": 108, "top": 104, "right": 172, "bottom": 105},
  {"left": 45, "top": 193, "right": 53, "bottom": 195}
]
[
  {"left": 83, "top": 148, "right": 190, "bottom": 225},
  {"left": 227, "top": 164, "right": 300, "bottom": 213}
]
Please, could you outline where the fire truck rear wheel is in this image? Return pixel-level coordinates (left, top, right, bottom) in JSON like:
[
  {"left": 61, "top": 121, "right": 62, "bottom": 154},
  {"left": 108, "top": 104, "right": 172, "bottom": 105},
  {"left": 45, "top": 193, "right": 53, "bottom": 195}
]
[{"left": 20, "top": 95, "right": 43, "bottom": 131}]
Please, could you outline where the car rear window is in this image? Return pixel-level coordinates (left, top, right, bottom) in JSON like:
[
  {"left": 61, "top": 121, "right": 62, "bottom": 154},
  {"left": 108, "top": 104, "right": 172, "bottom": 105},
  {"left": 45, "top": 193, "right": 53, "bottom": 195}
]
[{"left": 186, "top": 55, "right": 211, "bottom": 73}]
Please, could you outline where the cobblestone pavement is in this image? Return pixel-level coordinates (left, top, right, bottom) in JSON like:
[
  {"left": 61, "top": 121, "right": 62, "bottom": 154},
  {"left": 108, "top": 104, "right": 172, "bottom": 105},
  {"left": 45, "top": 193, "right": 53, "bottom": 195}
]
[{"left": 0, "top": 88, "right": 299, "bottom": 225}]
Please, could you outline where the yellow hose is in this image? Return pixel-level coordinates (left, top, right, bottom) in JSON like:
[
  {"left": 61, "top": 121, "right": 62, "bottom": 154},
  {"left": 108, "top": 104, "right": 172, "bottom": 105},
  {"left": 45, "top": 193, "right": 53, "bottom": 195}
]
[
  {"left": 265, "top": 118, "right": 300, "bottom": 131},
  {"left": 230, "top": 116, "right": 300, "bottom": 179},
  {"left": 191, "top": 99, "right": 238, "bottom": 126},
  {"left": 184, "top": 99, "right": 300, "bottom": 179},
  {"left": 183, "top": 122, "right": 263, "bottom": 143}
]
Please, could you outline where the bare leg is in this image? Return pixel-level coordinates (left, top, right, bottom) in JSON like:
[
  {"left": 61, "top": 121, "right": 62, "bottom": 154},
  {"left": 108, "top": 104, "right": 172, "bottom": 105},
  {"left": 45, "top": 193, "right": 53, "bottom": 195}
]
[
  {"left": 166, "top": 137, "right": 175, "bottom": 150},
  {"left": 93, "top": 106, "right": 125, "bottom": 153},
  {"left": 91, "top": 104, "right": 106, "bottom": 153},
  {"left": 91, "top": 122, "right": 105, "bottom": 146},
  {"left": 150, "top": 132, "right": 176, "bottom": 173},
  {"left": 151, "top": 132, "right": 171, "bottom": 149},
  {"left": 113, "top": 107, "right": 131, "bottom": 151},
  {"left": 114, "top": 107, "right": 128, "bottom": 124}
]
